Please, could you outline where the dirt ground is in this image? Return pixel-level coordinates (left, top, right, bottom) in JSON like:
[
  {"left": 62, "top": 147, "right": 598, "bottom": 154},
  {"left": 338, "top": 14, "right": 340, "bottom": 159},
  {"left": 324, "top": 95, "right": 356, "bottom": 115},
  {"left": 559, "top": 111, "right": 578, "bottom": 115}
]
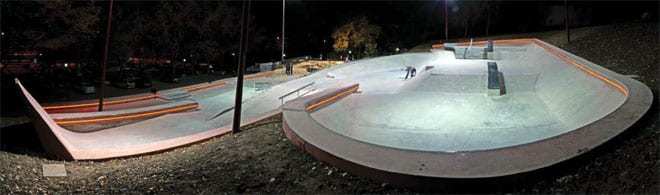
[{"left": 1, "top": 23, "right": 658, "bottom": 193}]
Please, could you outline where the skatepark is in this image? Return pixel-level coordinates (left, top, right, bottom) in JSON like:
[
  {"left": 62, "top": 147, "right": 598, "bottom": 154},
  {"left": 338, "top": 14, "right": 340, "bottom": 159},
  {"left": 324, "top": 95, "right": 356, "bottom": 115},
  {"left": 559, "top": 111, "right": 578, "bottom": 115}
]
[{"left": 16, "top": 39, "right": 652, "bottom": 182}]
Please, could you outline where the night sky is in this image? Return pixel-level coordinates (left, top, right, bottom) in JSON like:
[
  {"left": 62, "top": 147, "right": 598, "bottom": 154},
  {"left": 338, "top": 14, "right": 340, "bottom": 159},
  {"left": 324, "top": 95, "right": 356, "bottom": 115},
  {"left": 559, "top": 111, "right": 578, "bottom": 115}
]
[
  {"left": 1, "top": 0, "right": 658, "bottom": 66},
  {"left": 250, "top": 0, "right": 658, "bottom": 59}
]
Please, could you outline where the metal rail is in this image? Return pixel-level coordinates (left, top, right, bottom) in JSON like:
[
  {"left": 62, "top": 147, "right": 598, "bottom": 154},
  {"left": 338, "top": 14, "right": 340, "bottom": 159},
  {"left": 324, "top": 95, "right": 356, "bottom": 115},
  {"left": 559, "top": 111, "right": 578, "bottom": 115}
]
[{"left": 278, "top": 82, "right": 315, "bottom": 105}]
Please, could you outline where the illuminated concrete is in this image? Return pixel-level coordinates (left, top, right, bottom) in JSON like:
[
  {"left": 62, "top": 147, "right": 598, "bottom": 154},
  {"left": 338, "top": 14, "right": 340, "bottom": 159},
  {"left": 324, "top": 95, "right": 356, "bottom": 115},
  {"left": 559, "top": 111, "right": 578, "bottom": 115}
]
[
  {"left": 310, "top": 40, "right": 628, "bottom": 152},
  {"left": 282, "top": 39, "right": 652, "bottom": 183},
  {"left": 17, "top": 39, "right": 651, "bottom": 164},
  {"left": 16, "top": 73, "right": 302, "bottom": 160}
]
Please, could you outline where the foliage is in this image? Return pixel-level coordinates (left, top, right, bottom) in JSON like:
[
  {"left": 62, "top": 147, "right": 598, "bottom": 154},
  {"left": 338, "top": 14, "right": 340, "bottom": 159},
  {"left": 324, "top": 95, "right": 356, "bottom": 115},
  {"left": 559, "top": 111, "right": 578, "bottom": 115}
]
[
  {"left": 331, "top": 17, "right": 381, "bottom": 57},
  {"left": 1, "top": 1, "right": 246, "bottom": 68},
  {"left": 1, "top": 0, "right": 101, "bottom": 63},
  {"left": 38, "top": 1, "right": 100, "bottom": 49}
]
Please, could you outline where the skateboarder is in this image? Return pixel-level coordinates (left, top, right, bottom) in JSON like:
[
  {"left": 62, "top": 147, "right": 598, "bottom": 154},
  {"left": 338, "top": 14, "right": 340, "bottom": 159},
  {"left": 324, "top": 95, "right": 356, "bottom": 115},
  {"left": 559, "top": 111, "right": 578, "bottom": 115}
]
[{"left": 404, "top": 66, "right": 416, "bottom": 79}]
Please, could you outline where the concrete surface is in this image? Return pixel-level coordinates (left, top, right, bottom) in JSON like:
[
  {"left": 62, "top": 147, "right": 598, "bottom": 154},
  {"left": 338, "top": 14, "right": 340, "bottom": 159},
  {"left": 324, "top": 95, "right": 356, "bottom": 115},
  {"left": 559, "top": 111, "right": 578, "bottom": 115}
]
[
  {"left": 16, "top": 38, "right": 651, "bottom": 164},
  {"left": 281, "top": 38, "right": 652, "bottom": 181}
]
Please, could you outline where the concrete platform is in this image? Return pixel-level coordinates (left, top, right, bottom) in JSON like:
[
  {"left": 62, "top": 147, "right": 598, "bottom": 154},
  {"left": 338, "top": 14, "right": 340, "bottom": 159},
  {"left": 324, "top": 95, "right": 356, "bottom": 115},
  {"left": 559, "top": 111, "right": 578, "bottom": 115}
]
[{"left": 282, "top": 39, "right": 652, "bottom": 184}]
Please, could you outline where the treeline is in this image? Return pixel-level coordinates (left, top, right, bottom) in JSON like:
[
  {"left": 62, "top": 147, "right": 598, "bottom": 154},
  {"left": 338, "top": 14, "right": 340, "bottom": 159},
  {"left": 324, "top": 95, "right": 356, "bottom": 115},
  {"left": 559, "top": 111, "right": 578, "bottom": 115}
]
[{"left": 1, "top": 1, "right": 262, "bottom": 70}]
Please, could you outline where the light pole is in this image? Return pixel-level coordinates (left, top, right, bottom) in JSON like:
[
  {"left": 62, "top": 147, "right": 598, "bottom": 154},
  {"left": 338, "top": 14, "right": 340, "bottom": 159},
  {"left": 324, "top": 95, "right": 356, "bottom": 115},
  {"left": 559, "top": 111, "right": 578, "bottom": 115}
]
[
  {"left": 232, "top": 0, "right": 251, "bottom": 133},
  {"left": 444, "top": 0, "right": 448, "bottom": 41},
  {"left": 98, "top": 0, "right": 114, "bottom": 112},
  {"left": 564, "top": 0, "right": 570, "bottom": 43},
  {"left": 281, "top": 0, "right": 286, "bottom": 63},
  {"left": 322, "top": 39, "right": 326, "bottom": 60},
  {"left": 232, "top": 52, "right": 236, "bottom": 68}
]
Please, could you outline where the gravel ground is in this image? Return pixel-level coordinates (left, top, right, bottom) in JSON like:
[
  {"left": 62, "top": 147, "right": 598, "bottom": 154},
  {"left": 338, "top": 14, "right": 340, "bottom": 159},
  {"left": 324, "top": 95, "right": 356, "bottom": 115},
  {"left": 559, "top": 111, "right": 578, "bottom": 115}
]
[{"left": 1, "top": 23, "right": 658, "bottom": 193}]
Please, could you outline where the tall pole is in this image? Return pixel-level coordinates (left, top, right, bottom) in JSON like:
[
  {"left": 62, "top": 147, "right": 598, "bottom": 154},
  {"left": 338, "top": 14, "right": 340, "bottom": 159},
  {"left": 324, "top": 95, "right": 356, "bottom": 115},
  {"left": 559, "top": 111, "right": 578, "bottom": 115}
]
[
  {"left": 281, "top": 0, "right": 285, "bottom": 62},
  {"left": 564, "top": 0, "right": 570, "bottom": 43},
  {"left": 98, "top": 0, "right": 114, "bottom": 112},
  {"left": 444, "top": 0, "right": 448, "bottom": 41},
  {"left": 232, "top": 0, "right": 251, "bottom": 133}
]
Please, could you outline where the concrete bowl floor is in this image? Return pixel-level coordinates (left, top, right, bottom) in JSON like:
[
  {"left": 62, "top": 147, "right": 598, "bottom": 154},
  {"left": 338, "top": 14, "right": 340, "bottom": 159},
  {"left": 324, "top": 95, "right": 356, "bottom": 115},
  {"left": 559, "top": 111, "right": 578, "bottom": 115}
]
[
  {"left": 309, "top": 40, "right": 627, "bottom": 152},
  {"left": 281, "top": 39, "right": 651, "bottom": 181}
]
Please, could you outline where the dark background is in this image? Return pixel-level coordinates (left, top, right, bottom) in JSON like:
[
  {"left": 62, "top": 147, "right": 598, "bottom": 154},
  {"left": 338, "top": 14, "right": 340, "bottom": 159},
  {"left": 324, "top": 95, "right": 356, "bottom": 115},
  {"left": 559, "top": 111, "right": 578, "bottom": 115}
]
[{"left": 1, "top": 0, "right": 658, "bottom": 72}]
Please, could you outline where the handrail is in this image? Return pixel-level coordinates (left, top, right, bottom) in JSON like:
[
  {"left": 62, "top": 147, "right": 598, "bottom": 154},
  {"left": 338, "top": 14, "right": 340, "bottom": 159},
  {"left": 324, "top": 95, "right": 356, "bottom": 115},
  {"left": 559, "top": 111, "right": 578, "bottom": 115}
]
[{"left": 278, "top": 82, "right": 315, "bottom": 104}]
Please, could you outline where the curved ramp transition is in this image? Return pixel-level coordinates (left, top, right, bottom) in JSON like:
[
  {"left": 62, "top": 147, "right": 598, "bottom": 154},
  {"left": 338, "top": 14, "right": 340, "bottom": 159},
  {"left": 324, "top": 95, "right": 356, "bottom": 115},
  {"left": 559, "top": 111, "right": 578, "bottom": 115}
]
[{"left": 282, "top": 39, "right": 652, "bottom": 185}]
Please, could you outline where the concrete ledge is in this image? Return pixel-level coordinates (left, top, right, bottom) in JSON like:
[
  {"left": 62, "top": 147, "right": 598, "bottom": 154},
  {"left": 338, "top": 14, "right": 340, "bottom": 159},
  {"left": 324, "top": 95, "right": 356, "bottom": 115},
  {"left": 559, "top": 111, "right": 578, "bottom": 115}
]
[
  {"left": 42, "top": 94, "right": 160, "bottom": 113},
  {"left": 51, "top": 100, "right": 198, "bottom": 127},
  {"left": 305, "top": 83, "right": 359, "bottom": 112},
  {"left": 181, "top": 81, "right": 227, "bottom": 92}
]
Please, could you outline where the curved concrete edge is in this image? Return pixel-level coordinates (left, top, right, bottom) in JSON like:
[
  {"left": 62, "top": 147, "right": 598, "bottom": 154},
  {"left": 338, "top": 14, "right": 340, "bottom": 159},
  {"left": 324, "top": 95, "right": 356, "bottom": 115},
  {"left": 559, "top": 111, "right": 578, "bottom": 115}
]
[
  {"left": 15, "top": 78, "right": 76, "bottom": 160},
  {"left": 15, "top": 78, "right": 282, "bottom": 160},
  {"left": 281, "top": 69, "right": 652, "bottom": 181},
  {"left": 51, "top": 100, "right": 198, "bottom": 126}
]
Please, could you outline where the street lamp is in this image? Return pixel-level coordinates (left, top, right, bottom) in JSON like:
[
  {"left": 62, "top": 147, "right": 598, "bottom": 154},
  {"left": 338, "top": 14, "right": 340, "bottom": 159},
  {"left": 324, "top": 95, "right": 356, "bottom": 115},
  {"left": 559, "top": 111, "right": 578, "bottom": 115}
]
[
  {"left": 445, "top": 0, "right": 448, "bottom": 41},
  {"left": 282, "top": 0, "right": 286, "bottom": 63},
  {"left": 98, "top": 0, "right": 114, "bottom": 112},
  {"left": 322, "top": 39, "right": 327, "bottom": 59},
  {"left": 183, "top": 58, "right": 187, "bottom": 62},
  {"left": 395, "top": 47, "right": 400, "bottom": 53}
]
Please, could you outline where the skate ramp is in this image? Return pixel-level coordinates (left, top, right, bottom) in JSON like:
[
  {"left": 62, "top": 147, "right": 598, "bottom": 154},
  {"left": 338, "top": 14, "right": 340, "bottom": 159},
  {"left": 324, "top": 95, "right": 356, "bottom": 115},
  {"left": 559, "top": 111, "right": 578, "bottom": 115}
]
[{"left": 15, "top": 72, "right": 295, "bottom": 160}]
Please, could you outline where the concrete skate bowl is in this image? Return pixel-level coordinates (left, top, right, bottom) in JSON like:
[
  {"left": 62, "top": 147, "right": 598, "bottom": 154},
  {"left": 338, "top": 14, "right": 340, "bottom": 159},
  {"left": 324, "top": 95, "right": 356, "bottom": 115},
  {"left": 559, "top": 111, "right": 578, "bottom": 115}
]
[{"left": 282, "top": 39, "right": 652, "bottom": 187}]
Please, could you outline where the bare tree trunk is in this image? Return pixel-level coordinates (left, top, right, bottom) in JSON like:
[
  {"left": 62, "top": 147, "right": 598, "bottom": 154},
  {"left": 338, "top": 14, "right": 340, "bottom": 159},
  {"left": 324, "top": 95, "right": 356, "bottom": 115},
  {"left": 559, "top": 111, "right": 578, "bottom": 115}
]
[
  {"left": 464, "top": 19, "right": 469, "bottom": 38},
  {"left": 564, "top": 0, "right": 571, "bottom": 43}
]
